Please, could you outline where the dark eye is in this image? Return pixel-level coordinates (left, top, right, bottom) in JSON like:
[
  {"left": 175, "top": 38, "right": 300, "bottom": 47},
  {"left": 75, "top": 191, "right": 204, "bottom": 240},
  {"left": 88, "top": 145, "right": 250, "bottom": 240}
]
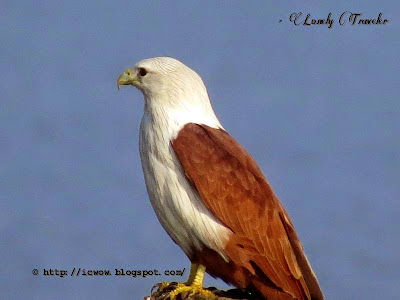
[{"left": 138, "top": 68, "right": 147, "bottom": 77}]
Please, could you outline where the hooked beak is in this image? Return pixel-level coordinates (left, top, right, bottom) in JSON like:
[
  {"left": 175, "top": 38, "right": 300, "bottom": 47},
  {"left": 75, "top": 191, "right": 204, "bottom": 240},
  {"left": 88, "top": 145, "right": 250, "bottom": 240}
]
[{"left": 117, "top": 68, "right": 137, "bottom": 90}]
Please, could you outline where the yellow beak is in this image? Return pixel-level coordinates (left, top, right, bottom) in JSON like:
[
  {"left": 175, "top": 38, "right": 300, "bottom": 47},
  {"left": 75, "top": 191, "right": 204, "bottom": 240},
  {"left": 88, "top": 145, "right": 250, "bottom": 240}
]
[{"left": 117, "top": 68, "right": 137, "bottom": 90}]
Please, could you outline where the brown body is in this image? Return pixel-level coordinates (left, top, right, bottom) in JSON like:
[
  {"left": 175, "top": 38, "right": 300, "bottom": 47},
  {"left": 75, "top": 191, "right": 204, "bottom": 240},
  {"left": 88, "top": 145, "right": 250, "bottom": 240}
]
[{"left": 172, "top": 123, "right": 324, "bottom": 300}]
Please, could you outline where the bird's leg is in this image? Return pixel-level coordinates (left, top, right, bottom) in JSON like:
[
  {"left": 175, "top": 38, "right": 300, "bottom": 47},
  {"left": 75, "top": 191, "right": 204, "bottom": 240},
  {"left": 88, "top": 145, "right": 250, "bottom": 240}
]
[
  {"left": 185, "top": 263, "right": 200, "bottom": 285},
  {"left": 168, "top": 263, "right": 216, "bottom": 299}
]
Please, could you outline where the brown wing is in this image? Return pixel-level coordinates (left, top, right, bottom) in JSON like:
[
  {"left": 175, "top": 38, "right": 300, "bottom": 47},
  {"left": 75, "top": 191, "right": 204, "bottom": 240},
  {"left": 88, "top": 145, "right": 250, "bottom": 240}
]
[{"left": 172, "top": 123, "right": 323, "bottom": 300}]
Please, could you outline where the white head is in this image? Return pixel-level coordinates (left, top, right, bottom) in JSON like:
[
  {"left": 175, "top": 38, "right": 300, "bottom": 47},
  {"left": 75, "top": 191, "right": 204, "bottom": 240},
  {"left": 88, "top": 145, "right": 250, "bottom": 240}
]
[{"left": 117, "top": 57, "right": 221, "bottom": 128}]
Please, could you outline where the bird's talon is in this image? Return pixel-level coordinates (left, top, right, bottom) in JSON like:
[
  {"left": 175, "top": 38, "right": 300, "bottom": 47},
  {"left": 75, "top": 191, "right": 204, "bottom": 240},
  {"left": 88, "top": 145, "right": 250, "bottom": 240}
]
[
  {"left": 152, "top": 281, "right": 170, "bottom": 294},
  {"left": 168, "top": 284, "right": 216, "bottom": 300}
]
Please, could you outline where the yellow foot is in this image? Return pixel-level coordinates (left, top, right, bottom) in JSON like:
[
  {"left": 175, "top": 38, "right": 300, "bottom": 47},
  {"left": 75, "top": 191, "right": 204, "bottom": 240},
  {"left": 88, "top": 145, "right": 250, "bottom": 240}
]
[
  {"left": 152, "top": 264, "right": 215, "bottom": 299},
  {"left": 169, "top": 284, "right": 216, "bottom": 300}
]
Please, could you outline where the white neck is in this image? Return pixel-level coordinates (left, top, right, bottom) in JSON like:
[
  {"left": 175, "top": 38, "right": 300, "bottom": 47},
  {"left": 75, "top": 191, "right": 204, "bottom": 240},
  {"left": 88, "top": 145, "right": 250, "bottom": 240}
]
[{"left": 143, "top": 93, "right": 223, "bottom": 140}]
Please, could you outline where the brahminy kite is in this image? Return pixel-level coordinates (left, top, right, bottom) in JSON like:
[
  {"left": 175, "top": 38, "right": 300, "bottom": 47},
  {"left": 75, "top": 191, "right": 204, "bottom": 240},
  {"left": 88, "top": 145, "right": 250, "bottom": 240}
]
[{"left": 117, "top": 57, "right": 324, "bottom": 300}]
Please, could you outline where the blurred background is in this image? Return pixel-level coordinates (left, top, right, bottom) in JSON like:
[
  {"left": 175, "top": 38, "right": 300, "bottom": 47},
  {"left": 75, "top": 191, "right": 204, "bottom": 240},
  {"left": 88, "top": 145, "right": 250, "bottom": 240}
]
[{"left": 1, "top": 1, "right": 399, "bottom": 299}]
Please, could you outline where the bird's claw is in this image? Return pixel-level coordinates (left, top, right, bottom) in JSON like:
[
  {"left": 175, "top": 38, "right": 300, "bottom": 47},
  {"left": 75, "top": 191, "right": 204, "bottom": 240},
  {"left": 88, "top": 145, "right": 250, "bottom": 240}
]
[
  {"left": 151, "top": 282, "right": 216, "bottom": 300},
  {"left": 168, "top": 283, "right": 216, "bottom": 300}
]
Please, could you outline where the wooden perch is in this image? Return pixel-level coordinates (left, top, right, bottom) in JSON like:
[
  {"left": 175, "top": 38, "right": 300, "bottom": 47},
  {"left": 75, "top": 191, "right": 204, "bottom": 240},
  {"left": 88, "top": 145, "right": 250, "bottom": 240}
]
[{"left": 144, "top": 282, "right": 262, "bottom": 300}]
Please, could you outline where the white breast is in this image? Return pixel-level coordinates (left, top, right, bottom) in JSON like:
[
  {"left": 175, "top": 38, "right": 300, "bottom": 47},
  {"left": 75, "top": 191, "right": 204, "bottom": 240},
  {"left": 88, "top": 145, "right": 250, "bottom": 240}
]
[{"left": 138, "top": 105, "right": 231, "bottom": 260}]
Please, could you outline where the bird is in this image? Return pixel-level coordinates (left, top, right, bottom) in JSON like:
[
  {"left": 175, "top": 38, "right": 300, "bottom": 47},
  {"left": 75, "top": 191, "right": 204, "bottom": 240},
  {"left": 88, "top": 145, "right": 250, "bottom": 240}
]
[{"left": 117, "top": 57, "right": 324, "bottom": 300}]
